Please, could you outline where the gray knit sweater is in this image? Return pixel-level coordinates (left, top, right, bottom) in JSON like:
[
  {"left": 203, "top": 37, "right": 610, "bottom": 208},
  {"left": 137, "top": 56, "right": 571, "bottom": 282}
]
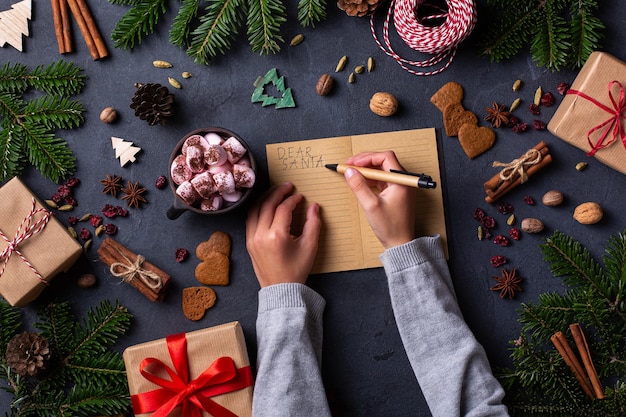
[{"left": 252, "top": 236, "right": 509, "bottom": 417}]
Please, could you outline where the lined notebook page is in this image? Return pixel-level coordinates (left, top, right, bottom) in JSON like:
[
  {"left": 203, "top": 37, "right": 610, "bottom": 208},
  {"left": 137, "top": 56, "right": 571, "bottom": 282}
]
[{"left": 266, "top": 128, "right": 446, "bottom": 274}]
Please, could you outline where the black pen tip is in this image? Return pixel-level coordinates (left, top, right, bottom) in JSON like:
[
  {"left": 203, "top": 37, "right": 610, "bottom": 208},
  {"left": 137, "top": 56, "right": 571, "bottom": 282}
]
[{"left": 325, "top": 164, "right": 338, "bottom": 171}]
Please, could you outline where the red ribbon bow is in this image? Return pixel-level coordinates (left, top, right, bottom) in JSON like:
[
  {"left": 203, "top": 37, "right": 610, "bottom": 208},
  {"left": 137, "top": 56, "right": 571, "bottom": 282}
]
[
  {"left": 131, "top": 332, "right": 253, "bottom": 417},
  {"left": 567, "top": 80, "right": 626, "bottom": 157},
  {"left": 0, "top": 198, "right": 51, "bottom": 283}
]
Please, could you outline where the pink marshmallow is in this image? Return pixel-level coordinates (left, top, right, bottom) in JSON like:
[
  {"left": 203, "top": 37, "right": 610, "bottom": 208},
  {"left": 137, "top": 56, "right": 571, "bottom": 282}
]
[
  {"left": 222, "top": 136, "right": 247, "bottom": 164},
  {"left": 186, "top": 145, "right": 205, "bottom": 173},
  {"left": 208, "top": 161, "right": 232, "bottom": 175},
  {"left": 182, "top": 135, "right": 209, "bottom": 155},
  {"left": 222, "top": 190, "right": 243, "bottom": 203},
  {"left": 233, "top": 164, "right": 256, "bottom": 188},
  {"left": 176, "top": 181, "right": 199, "bottom": 206},
  {"left": 200, "top": 196, "right": 223, "bottom": 211},
  {"left": 212, "top": 170, "right": 236, "bottom": 195},
  {"left": 171, "top": 154, "right": 193, "bottom": 185},
  {"left": 190, "top": 172, "right": 217, "bottom": 198},
  {"left": 204, "top": 132, "right": 224, "bottom": 145},
  {"left": 204, "top": 144, "right": 228, "bottom": 166}
]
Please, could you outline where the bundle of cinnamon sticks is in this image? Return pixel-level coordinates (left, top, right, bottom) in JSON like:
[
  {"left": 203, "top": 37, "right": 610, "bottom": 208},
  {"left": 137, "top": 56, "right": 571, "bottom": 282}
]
[
  {"left": 97, "top": 237, "right": 170, "bottom": 302},
  {"left": 551, "top": 324, "right": 604, "bottom": 400},
  {"left": 51, "top": 0, "right": 107, "bottom": 59},
  {"left": 484, "top": 141, "right": 552, "bottom": 204}
]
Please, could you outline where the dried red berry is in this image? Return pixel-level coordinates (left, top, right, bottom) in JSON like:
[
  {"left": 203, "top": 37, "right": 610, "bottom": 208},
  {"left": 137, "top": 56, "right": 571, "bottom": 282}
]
[
  {"left": 79, "top": 228, "right": 91, "bottom": 240},
  {"left": 497, "top": 201, "right": 514, "bottom": 215},
  {"left": 175, "top": 248, "right": 189, "bottom": 263},
  {"left": 103, "top": 223, "right": 117, "bottom": 235},
  {"left": 57, "top": 184, "right": 71, "bottom": 198},
  {"left": 533, "top": 120, "right": 546, "bottom": 131},
  {"left": 481, "top": 216, "right": 496, "bottom": 229},
  {"left": 67, "top": 216, "right": 79, "bottom": 225},
  {"left": 512, "top": 123, "right": 529, "bottom": 133},
  {"left": 102, "top": 204, "right": 118, "bottom": 218},
  {"left": 64, "top": 196, "right": 77, "bottom": 207},
  {"left": 64, "top": 177, "right": 81, "bottom": 187},
  {"left": 524, "top": 196, "right": 536, "bottom": 205},
  {"left": 508, "top": 116, "right": 520, "bottom": 126},
  {"left": 473, "top": 208, "right": 486, "bottom": 220},
  {"left": 155, "top": 175, "right": 167, "bottom": 189},
  {"left": 509, "top": 228, "right": 521, "bottom": 240},
  {"left": 541, "top": 92, "right": 555, "bottom": 107},
  {"left": 529, "top": 104, "right": 540, "bottom": 115},
  {"left": 557, "top": 82, "right": 570, "bottom": 95},
  {"left": 89, "top": 215, "right": 103, "bottom": 227},
  {"left": 490, "top": 255, "right": 507, "bottom": 267},
  {"left": 494, "top": 235, "right": 510, "bottom": 247},
  {"left": 115, "top": 206, "right": 129, "bottom": 217},
  {"left": 51, "top": 193, "right": 64, "bottom": 204}
]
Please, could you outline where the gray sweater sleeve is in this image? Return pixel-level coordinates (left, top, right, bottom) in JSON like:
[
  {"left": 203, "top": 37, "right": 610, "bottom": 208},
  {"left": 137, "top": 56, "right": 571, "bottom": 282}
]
[
  {"left": 380, "top": 236, "right": 509, "bottom": 417},
  {"left": 253, "top": 283, "right": 332, "bottom": 417}
]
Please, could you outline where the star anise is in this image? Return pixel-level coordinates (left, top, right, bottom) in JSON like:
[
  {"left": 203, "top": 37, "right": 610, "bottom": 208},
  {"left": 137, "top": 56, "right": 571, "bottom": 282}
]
[
  {"left": 121, "top": 181, "right": 147, "bottom": 208},
  {"left": 491, "top": 268, "right": 522, "bottom": 299},
  {"left": 100, "top": 174, "right": 122, "bottom": 197},
  {"left": 484, "top": 102, "right": 511, "bottom": 128}
]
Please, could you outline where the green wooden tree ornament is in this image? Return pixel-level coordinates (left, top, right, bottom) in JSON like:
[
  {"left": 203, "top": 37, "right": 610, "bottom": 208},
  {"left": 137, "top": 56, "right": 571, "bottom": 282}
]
[{"left": 251, "top": 68, "right": 295, "bottom": 109}]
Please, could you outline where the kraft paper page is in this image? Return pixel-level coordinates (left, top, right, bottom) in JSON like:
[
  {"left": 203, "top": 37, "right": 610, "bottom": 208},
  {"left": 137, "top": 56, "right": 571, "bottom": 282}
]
[{"left": 265, "top": 128, "right": 447, "bottom": 274}]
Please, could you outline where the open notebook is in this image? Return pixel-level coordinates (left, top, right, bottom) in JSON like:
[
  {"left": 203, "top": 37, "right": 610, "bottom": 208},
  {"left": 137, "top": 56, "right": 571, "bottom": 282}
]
[{"left": 265, "top": 128, "right": 447, "bottom": 274}]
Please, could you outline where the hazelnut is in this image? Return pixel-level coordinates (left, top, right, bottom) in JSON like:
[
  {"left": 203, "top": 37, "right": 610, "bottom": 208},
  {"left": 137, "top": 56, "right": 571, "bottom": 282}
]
[
  {"left": 521, "top": 218, "right": 544, "bottom": 233},
  {"left": 77, "top": 273, "right": 97, "bottom": 288},
  {"left": 573, "top": 202, "right": 603, "bottom": 224},
  {"left": 542, "top": 190, "right": 564, "bottom": 206},
  {"left": 100, "top": 107, "right": 118, "bottom": 124},
  {"left": 316, "top": 74, "right": 334, "bottom": 96},
  {"left": 369, "top": 92, "right": 398, "bottom": 117}
]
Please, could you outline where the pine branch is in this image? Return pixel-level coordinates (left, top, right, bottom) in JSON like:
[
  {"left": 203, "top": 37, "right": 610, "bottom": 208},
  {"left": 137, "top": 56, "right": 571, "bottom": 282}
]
[
  {"left": 23, "top": 96, "right": 85, "bottom": 130},
  {"left": 111, "top": 0, "right": 167, "bottom": 49},
  {"left": 247, "top": 0, "right": 286, "bottom": 54},
  {"left": 21, "top": 122, "right": 75, "bottom": 184},
  {"left": 0, "top": 62, "right": 29, "bottom": 94},
  {"left": 0, "top": 303, "right": 21, "bottom": 357},
  {"left": 530, "top": 2, "right": 570, "bottom": 70},
  {"left": 27, "top": 61, "right": 86, "bottom": 97},
  {"left": 569, "top": 0, "right": 604, "bottom": 68},
  {"left": 297, "top": 0, "right": 327, "bottom": 27},
  {"left": 169, "top": 0, "right": 199, "bottom": 47}
]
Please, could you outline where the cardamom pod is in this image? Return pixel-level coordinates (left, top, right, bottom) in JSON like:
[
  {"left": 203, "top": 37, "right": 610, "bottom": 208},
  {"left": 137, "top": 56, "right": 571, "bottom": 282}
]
[
  {"left": 367, "top": 57, "right": 374, "bottom": 72},
  {"left": 182, "top": 71, "right": 193, "bottom": 79},
  {"left": 510, "top": 98, "right": 521, "bottom": 112},
  {"left": 58, "top": 204, "right": 74, "bottom": 212},
  {"left": 355, "top": 65, "right": 364, "bottom": 74},
  {"left": 512, "top": 79, "right": 522, "bottom": 91},
  {"left": 153, "top": 60, "right": 172, "bottom": 68},
  {"left": 335, "top": 56, "right": 348, "bottom": 72},
  {"left": 45, "top": 200, "right": 58, "bottom": 209},
  {"left": 95, "top": 225, "right": 104, "bottom": 237},
  {"left": 168, "top": 77, "right": 182, "bottom": 89},
  {"left": 507, "top": 214, "right": 516, "bottom": 226},
  {"left": 290, "top": 34, "right": 304, "bottom": 46},
  {"left": 83, "top": 239, "right": 93, "bottom": 251},
  {"left": 534, "top": 86, "right": 543, "bottom": 106},
  {"left": 67, "top": 226, "right": 77, "bottom": 239},
  {"left": 348, "top": 73, "right": 355, "bottom": 83},
  {"left": 78, "top": 213, "right": 92, "bottom": 222},
  {"left": 477, "top": 226, "right": 484, "bottom": 240},
  {"left": 575, "top": 161, "right": 588, "bottom": 171}
]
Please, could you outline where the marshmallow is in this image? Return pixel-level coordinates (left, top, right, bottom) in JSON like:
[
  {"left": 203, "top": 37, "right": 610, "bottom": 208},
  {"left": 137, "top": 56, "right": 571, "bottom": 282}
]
[
  {"left": 171, "top": 154, "right": 193, "bottom": 185},
  {"left": 204, "top": 132, "right": 224, "bottom": 145},
  {"left": 200, "top": 196, "right": 223, "bottom": 211},
  {"left": 233, "top": 164, "right": 256, "bottom": 188},
  {"left": 222, "top": 190, "right": 243, "bottom": 203},
  {"left": 212, "top": 170, "right": 236, "bottom": 195},
  {"left": 190, "top": 171, "right": 217, "bottom": 198},
  {"left": 186, "top": 145, "right": 205, "bottom": 173},
  {"left": 208, "top": 161, "right": 232, "bottom": 175},
  {"left": 176, "top": 181, "right": 199, "bottom": 206},
  {"left": 222, "top": 136, "right": 247, "bottom": 164},
  {"left": 182, "top": 134, "right": 209, "bottom": 155},
  {"left": 204, "top": 144, "right": 228, "bottom": 166}
]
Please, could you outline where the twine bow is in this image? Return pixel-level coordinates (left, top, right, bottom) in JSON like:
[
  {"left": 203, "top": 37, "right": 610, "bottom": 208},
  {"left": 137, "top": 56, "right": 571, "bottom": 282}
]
[
  {"left": 131, "top": 333, "right": 253, "bottom": 417},
  {"left": 0, "top": 198, "right": 51, "bottom": 284},
  {"left": 110, "top": 253, "right": 163, "bottom": 290},
  {"left": 492, "top": 148, "right": 543, "bottom": 184},
  {"left": 567, "top": 80, "right": 626, "bottom": 157}
]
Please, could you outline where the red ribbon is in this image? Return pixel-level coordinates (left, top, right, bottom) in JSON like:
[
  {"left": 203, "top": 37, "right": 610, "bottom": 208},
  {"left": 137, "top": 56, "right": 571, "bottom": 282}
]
[
  {"left": 131, "top": 332, "right": 253, "bottom": 417},
  {"left": 567, "top": 80, "right": 626, "bottom": 157}
]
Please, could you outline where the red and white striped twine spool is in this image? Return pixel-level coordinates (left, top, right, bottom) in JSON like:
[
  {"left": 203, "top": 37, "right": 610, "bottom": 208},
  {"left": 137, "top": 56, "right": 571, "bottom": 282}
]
[
  {"left": 0, "top": 198, "right": 52, "bottom": 284},
  {"left": 370, "top": 0, "right": 477, "bottom": 76}
]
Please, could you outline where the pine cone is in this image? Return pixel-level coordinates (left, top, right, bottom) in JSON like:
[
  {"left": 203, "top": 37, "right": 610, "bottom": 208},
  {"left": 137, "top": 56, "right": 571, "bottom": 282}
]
[
  {"left": 130, "top": 83, "right": 175, "bottom": 126},
  {"left": 6, "top": 332, "right": 51, "bottom": 377},
  {"left": 337, "top": 0, "right": 384, "bottom": 17}
]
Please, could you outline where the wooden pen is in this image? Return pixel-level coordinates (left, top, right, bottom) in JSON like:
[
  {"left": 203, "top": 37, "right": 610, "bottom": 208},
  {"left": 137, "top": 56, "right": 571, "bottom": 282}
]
[{"left": 325, "top": 164, "right": 436, "bottom": 189}]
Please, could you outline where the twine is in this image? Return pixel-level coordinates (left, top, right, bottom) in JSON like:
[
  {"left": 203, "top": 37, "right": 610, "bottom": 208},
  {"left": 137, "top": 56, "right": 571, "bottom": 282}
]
[
  {"left": 110, "top": 252, "right": 163, "bottom": 290},
  {"left": 493, "top": 149, "right": 543, "bottom": 184},
  {"left": 0, "top": 198, "right": 52, "bottom": 284},
  {"left": 370, "top": 0, "right": 477, "bottom": 76}
]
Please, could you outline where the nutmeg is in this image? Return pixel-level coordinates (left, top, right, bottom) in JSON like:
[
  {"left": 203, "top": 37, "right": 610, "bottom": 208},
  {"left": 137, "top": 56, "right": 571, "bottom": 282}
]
[
  {"left": 100, "top": 107, "right": 118, "bottom": 124},
  {"left": 521, "top": 218, "right": 544, "bottom": 233},
  {"left": 573, "top": 202, "right": 603, "bottom": 224},
  {"left": 316, "top": 74, "right": 334, "bottom": 96},
  {"left": 542, "top": 190, "right": 564, "bottom": 206},
  {"left": 369, "top": 92, "right": 398, "bottom": 117}
]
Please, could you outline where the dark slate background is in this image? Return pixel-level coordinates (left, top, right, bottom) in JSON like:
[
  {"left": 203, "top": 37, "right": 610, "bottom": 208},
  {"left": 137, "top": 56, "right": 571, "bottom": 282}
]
[{"left": 2, "top": 0, "right": 626, "bottom": 415}]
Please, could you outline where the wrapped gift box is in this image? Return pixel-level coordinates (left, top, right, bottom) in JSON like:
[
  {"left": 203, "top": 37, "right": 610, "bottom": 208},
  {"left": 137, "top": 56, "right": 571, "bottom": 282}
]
[
  {"left": 123, "top": 321, "right": 253, "bottom": 417},
  {"left": 0, "top": 177, "right": 82, "bottom": 306},
  {"left": 548, "top": 51, "right": 626, "bottom": 175}
]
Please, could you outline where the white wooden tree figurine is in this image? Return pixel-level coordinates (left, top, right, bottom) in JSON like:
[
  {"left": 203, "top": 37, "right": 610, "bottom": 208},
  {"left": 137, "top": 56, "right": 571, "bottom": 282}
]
[
  {"left": 0, "top": 0, "right": 32, "bottom": 51},
  {"left": 111, "top": 137, "right": 142, "bottom": 167}
]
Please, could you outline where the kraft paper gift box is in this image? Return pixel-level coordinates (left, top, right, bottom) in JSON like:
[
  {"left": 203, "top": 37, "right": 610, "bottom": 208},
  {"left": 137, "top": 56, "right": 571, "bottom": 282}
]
[
  {"left": 0, "top": 177, "right": 82, "bottom": 307},
  {"left": 123, "top": 321, "right": 253, "bottom": 417},
  {"left": 548, "top": 51, "right": 626, "bottom": 175}
]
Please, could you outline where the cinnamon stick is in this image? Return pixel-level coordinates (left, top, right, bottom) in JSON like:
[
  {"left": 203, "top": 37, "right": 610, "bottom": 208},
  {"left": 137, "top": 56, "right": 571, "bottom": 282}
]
[
  {"left": 51, "top": 0, "right": 72, "bottom": 53},
  {"left": 484, "top": 142, "right": 549, "bottom": 193},
  {"left": 570, "top": 324, "right": 604, "bottom": 399},
  {"left": 60, "top": 0, "right": 73, "bottom": 53},
  {"left": 551, "top": 331, "right": 595, "bottom": 399},
  {"left": 97, "top": 238, "right": 170, "bottom": 302},
  {"left": 67, "top": 0, "right": 108, "bottom": 60}
]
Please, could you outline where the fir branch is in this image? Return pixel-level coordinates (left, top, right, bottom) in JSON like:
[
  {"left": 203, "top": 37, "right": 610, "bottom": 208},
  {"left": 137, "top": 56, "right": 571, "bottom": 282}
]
[
  {"left": 530, "top": 2, "right": 570, "bottom": 70},
  {"left": 23, "top": 96, "right": 85, "bottom": 131},
  {"left": 21, "top": 122, "right": 75, "bottom": 184},
  {"left": 247, "top": 0, "right": 286, "bottom": 54},
  {"left": 111, "top": 0, "right": 167, "bottom": 49},
  {"left": 169, "top": 0, "right": 199, "bottom": 47},
  {"left": 0, "top": 303, "right": 21, "bottom": 356},
  {"left": 297, "top": 0, "right": 327, "bottom": 27},
  {"left": 569, "top": 0, "right": 604, "bottom": 68},
  {"left": 27, "top": 61, "right": 86, "bottom": 97},
  {"left": 0, "top": 62, "right": 29, "bottom": 94}
]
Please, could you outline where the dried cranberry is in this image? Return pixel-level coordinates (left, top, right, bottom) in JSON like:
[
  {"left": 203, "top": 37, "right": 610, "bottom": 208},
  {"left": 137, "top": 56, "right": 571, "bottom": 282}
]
[
  {"left": 523, "top": 196, "right": 536, "bottom": 205},
  {"left": 509, "top": 227, "right": 521, "bottom": 240},
  {"left": 508, "top": 116, "right": 520, "bottom": 126},
  {"left": 57, "top": 184, "right": 71, "bottom": 198},
  {"left": 115, "top": 206, "right": 129, "bottom": 217},
  {"left": 155, "top": 175, "right": 167, "bottom": 189},
  {"left": 533, "top": 120, "right": 546, "bottom": 131},
  {"left": 497, "top": 201, "right": 514, "bottom": 215},
  {"left": 89, "top": 215, "right": 103, "bottom": 227},
  {"left": 79, "top": 228, "right": 91, "bottom": 240},
  {"left": 103, "top": 223, "right": 117, "bottom": 235},
  {"left": 494, "top": 235, "right": 510, "bottom": 247},
  {"left": 64, "top": 196, "right": 77, "bottom": 207},
  {"left": 490, "top": 255, "right": 507, "bottom": 267},
  {"left": 481, "top": 216, "right": 496, "bottom": 229},
  {"left": 512, "top": 122, "right": 528, "bottom": 133},
  {"left": 541, "top": 92, "right": 555, "bottom": 107},
  {"left": 50, "top": 193, "right": 64, "bottom": 204},
  {"left": 557, "top": 82, "right": 570, "bottom": 95},
  {"left": 473, "top": 208, "right": 486, "bottom": 220},
  {"left": 102, "top": 204, "right": 118, "bottom": 218},
  {"left": 64, "top": 177, "right": 80, "bottom": 187},
  {"left": 529, "top": 104, "right": 540, "bottom": 115},
  {"left": 68, "top": 216, "right": 79, "bottom": 225},
  {"left": 175, "top": 248, "right": 189, "bottom": 263}
]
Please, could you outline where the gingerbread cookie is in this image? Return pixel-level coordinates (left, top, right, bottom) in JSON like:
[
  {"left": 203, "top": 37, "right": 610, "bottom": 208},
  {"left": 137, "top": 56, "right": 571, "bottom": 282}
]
[
  {"left": 196, "top": 231, "right": 231, "bottom": 258},
  {"left": 195, "top": 231, "right": 231, "bottom": 285},
  {"left": 458, "top": 124, "right": 496, "bottom": 159},
  {"left": 443, "top": 103, "right": 478, "bottom": 137},
  {"left": 430, "top": 81, "right": 464, "bottom": 113},
  {"left": 182, "top": 286, "right": 216, "bottom": 321}
]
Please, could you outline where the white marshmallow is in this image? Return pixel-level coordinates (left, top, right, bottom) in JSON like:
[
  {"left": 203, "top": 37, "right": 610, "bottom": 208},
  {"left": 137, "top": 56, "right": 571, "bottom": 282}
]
[
  {"left": 222, "top": 136, "right": 247, "bottom": 164},
  {"left": 204, "top": 144, "right": 228, "bottom": 166},
  {"left": 170, "top": 154, "right": 193, "bottom": 185},
  {"left": 200, "top": 196, "right": 222, "bottom": 211},
  {"left": 222, "top": 190, "right": 243, "bottom": 203},
  {"left": 212, "top": 170, "right": 236, "bottom": 194},
  {"left": 204, "top": 132, "right": 224, "bottom": 145},
  {"left": 186, "top": 145, "right": 205, "bottom": 173},
  {"left": 233, "top": 164, "right": 256, "bottom": 188},
  {"left": 182, "top": 135, "right": 209, "bottom": 155},
  {"left": 176, "top": 181, "right": 199, "bottom": 206},
  {"left": 190, "top": 171, "right": 217, "bottom": 198}
]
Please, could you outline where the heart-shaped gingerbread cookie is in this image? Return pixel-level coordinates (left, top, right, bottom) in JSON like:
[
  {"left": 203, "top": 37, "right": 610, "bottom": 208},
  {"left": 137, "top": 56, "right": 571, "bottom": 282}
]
[
  {"left": 195, "top": 231, "right": 231, "bottom": 285},
  {"left": 196, "top": 231, "right": 231, "bottom": 258},
  {"left": 182, "top": 286, "right": 216, "bottom": 321},
  {"left": 458, "top": 124, "right": 496, "bottom": 159},
  {"left": 443, "top": 103, "right": 478, "bottom": 137},
  {"left": 430, "top": 81, "right": 464, "bottom": 113}
]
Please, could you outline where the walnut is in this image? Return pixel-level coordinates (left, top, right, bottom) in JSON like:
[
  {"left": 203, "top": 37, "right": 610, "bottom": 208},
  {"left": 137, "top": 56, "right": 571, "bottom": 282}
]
[
  {"left": 573, "top": 202, "right": 603, "bottom": 224},
  {"left": 542, "top": 190, "right": 564, "bottom": 206},
  {"left": 369, "top": 92, "right": 398, "bottom": 117},
  {"left": 316, "top": 74, "right": 334, "bottom": 96}
]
